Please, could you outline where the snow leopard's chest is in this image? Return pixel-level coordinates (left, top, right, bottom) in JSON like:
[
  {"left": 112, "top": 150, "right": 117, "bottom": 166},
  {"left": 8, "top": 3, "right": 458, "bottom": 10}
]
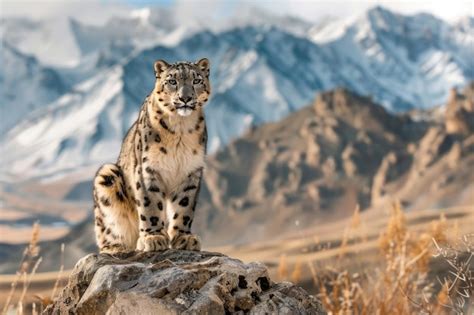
[{"left": 147, "top": 131, "right": 205, "bottom": 192}]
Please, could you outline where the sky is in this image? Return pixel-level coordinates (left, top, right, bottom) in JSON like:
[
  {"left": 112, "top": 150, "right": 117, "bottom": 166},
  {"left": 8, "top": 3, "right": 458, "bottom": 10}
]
[
  {"left": 261, "top": 0, "right": 473, "bottom": 22},
  {"left": 1, "top": 0, "right": 472, "bottom": 24}
]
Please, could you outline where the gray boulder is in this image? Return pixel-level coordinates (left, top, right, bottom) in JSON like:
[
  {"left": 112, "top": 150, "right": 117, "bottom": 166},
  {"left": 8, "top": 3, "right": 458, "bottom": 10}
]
[{"left": 44, "top": 250, "right": 325, "bottom": 314}]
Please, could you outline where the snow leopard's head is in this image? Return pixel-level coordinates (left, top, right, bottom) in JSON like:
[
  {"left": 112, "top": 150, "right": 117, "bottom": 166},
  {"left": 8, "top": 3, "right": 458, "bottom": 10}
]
[{"left": 153, "top": 58, "right": 211, "bottom": 117}]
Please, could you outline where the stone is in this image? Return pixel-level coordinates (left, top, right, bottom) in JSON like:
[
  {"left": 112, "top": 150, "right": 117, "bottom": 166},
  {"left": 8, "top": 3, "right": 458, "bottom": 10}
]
[{"left": 44, "top": 250, "right": 325, "bottom": 315}]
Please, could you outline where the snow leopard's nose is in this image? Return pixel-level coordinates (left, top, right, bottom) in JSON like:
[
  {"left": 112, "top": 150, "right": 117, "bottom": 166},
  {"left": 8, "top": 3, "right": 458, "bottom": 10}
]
[{"left": 179, "top": 96, "right": 193, "bottom": 104}]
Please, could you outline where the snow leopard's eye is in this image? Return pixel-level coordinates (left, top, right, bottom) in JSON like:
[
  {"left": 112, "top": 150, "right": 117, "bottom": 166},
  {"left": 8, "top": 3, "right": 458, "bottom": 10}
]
[
  {"left": 168, "top": 79, "right": 177, "bottom": 85},
  {"left": 193, "top": 79, "right": 202, "bottom": 85}
]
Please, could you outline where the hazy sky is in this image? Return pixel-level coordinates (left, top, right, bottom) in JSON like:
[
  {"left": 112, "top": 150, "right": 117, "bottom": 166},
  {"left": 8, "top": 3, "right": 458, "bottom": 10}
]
[
  {"left": 263, "top": 0, "right": 473, "bottom": 22},
  {"left": 1, "top": 0, "right": 472, "bottom": 24}
]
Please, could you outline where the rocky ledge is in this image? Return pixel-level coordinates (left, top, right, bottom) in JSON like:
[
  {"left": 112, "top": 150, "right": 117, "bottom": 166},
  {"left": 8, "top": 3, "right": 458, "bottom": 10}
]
[{"left": 44, "top": 250, "right": 325, "bottom": 314}]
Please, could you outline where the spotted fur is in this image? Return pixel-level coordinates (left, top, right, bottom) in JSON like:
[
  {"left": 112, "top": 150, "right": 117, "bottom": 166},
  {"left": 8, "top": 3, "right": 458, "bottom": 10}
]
[{"left": 93, "top": 58, "right": 210, "bottom": 253}]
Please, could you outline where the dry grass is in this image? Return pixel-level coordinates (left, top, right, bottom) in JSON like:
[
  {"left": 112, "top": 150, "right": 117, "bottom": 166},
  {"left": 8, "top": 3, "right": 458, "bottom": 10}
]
[
  {"left": 291, "top": 260, "right": 303, "bottom": 284},
  {"left": 50, "top": 243, "right": 65, "bottom": 301},
  {"left": 430, "top": 235, "right": 473, "bottom": 314},
  {"left": 278, "top": 254, "right": 288, "bottom": 280},
  {"left": 2, "top": 222, "right": 41, "bottom": 315},
  {"left": 283, "top": 202, "right": 474, "bottom": 315},
  {"left": 2, "top": 223, "right": 65, "bottom": 315}
]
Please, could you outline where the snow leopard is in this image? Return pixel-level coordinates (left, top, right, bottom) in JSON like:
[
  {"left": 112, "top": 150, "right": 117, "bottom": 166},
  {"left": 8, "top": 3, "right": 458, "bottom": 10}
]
[{"left": 93, "top": 58, "right": 210, "bottom": 252}]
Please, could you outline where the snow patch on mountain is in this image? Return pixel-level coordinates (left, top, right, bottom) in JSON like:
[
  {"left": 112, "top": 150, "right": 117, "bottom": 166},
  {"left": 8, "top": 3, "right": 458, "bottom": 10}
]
[
  {"left": 1, "top": 67, "right": 125, "bottom": 177},
  {"left": 0, "top": 42, "right": 69, "bottom": 135}
]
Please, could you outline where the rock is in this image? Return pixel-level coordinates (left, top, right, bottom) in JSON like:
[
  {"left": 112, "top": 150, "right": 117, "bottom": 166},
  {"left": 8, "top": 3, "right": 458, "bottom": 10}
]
[
  {"left": 44, "top": 250, "right": 325, "bottom": 315},
  {"left": 371, "top": 152, "right": 397, "bottom": 205},
  {"left": 445, "top": 85, "right": 474, "bottom": 135},
  {"left": 412, "top": 127, "right": 454, "bottom": 174}
]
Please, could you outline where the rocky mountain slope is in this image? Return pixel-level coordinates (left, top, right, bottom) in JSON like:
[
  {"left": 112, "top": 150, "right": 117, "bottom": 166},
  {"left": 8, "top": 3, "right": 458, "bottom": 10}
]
[
  {"left": 1, "top": 85, "right": 472, "bottom": 274},
  {"left": 44, "top": 250, "right": 325, "bottom": 314},
  {"left": 1, "top": 7, "right": 472, "bottom": 179},
  {"left": 195, "top": 85, "right": 474, "bottom": 244}
]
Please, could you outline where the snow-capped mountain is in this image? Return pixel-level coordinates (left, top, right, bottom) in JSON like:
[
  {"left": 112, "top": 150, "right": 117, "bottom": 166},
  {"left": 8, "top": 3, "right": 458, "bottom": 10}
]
[
  {"left": 309, "top": 7, "right": 473, "bottom": 110},
  {"left": 0, "top": 42, "right": 69, "bottom": 135},
  {"left": 1, "top": 6, "right": 473, "bottom": 179},
  {"left": 1, "top": 66, "right": 126, "bottom": 177}
]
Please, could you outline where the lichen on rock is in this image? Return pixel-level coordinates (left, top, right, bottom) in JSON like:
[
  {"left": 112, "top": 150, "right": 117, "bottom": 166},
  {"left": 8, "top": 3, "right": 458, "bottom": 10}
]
[{"left": 44, "top": 250, "right": 325, "bottom": 315}]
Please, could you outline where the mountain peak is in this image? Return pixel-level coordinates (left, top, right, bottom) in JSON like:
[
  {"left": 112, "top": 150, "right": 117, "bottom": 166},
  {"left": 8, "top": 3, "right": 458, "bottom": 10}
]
[
  {"left": 454, "top": 15, "right": 474, "bottom": 32},
  {"left": 367, "top": 5, "right": 396, "bottom": 17},
  {"left": 130, "top": 7, "right": 151, "bottom": 22},
  {"left": 364, "top": 5, "right": 400, "bottom": 27},
  {"left": 362, "top": 5, "right": 444, "bottom": 34},
  {"left": 313, "top": 88, "right": 404, "bottom": 135}
]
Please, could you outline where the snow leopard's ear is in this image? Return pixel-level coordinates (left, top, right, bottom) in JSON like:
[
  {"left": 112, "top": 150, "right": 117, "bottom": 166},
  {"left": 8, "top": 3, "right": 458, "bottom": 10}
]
[
  {"left": 196, "top": 58, "right": 210, "bottom": 77},
  {"left": 154, "top": 60, "right": 170, "bottom": 78}
]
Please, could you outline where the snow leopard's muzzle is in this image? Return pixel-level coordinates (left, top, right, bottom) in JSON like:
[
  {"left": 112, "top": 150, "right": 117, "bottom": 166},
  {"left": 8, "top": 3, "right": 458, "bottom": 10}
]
[
  {"left": 174, "top": 103, "right": 196, "bottom": 117},
  {"left": 174, "top": 92, "right": 197, "bottom": 117}
]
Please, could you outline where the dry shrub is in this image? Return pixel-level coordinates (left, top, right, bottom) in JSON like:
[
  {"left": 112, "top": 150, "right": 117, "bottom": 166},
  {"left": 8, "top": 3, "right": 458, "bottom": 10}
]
[
  {"left": 431, "top": 234, "right": 473, "bottom": 314},
  {"left": 338, "top": 227, "right": 350, "bottom": 259},
  {"left": 339, "top": 205, "right": 363, "bottom": 259},
  {"left": 50, "top": 243, "right": 65, "bottom": 300},
  {"left": 291, "top": 260, "right": 303, "bottom": 284},
  {"left": 2, "top": 223, "right": 67, "bottom": 315},
  {"left": 311, "top": 268, "right": 368, "bottom": 314},
  {"left": 278, "top": 256, "right": 307, "bottom": 285},
  {"left": 2, "top": 222, "right": 41, "bottom": 315},
  {"left": 310, "top": 202, "right": 472, "bottom": 315},
  {"left": 350, "top": 204, "right": 361, "bottom": 230},
  {"left": 278, "top": 254, "right": 288, "bottom": 280}
]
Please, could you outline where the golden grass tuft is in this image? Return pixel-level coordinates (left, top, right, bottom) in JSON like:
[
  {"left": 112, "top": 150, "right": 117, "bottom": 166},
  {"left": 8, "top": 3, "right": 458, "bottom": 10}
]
[
  {"left": 338, "top": 204, "right": 371, "bottom": 261},
  {"left": 2, "top": 222, "right": 42, "bottom": 315},
  {"left": 304, "top": 203, "right": 473, "bottom": 315},
  {"left": 291, "top": 260, "right": 303, "bottom": 284},
  {"left": 378, "top": 200, "right": 407, "bottom": 256},
  {"left": 278, "top": 254, "right": 288, "bottom": 280},
  {"left": 50, "top": 243, "right": 65, "bottom": 301},
  {"left": 2, "top": 223, "right": 67, "bottom": 315}
]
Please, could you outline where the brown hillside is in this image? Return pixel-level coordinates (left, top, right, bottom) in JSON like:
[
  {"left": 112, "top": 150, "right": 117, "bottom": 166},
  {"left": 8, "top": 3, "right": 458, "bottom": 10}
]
[{"left": 195, "top": 86, "right": 473, "bottom": 245}]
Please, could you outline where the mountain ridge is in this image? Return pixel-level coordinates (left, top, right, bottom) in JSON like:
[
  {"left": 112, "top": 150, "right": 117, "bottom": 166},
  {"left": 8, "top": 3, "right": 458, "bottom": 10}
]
[{"left": 1, "top": 6, "right": 473, "bottom": 179}]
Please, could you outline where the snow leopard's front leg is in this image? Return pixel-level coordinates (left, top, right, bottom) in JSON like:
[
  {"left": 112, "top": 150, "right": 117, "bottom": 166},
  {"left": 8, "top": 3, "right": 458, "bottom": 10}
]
[
  {"left": 134, "top": 164, "right": 169, "bottom": 251},
  {"left": 168, "top": 167, "right": 203, "bottom": 250},
  {"left": 134, "top": 119, "right": 169, "bottom": 252}
]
